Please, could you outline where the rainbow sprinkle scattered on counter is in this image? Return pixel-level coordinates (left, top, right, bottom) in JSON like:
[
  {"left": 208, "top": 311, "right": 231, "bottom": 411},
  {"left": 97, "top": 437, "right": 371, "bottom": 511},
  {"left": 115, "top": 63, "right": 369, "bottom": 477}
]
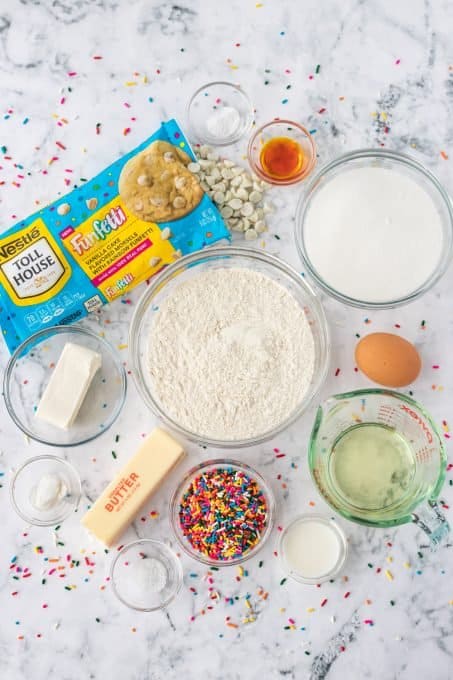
[{"left": 178, "top": 467, "right": 268, "bottom": 561}]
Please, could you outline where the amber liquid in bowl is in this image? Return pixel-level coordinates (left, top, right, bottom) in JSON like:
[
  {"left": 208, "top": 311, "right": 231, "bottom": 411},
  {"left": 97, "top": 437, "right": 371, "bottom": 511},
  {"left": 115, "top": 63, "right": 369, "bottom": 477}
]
[{"left": 260, "top": 136, "right": 304, "bottom": 180}]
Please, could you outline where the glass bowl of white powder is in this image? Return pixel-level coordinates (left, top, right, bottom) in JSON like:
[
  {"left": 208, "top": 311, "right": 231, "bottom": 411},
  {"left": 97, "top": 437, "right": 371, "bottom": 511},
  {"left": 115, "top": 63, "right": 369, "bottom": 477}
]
[
  {"left": 187, "top": 81, "right": 254, "bottom": 146},
  {"left": 110, "top": 539, "right": 183, "bottom": 611},
  {"left": 295, "top": 149, "right": 453, "bottom": 308},
  {"left": 129, "top": 246, "right": 329, "bottom": 447}
]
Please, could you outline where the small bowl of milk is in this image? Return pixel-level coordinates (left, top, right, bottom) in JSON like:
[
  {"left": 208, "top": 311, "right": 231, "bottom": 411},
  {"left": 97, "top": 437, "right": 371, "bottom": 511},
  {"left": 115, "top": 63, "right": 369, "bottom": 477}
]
[
  {"left": 295, "top": 149, "right": 453, "bottom": 308},
  {"left": 279, "top": 514, "right": 348, "bottom": 584}
]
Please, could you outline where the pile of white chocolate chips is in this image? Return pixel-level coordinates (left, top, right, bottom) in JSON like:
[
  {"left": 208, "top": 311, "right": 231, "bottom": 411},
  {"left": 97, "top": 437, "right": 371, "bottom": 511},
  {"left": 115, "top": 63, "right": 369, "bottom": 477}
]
[{"left": 188, "top": 146, "right": 273, "bottom": 240}]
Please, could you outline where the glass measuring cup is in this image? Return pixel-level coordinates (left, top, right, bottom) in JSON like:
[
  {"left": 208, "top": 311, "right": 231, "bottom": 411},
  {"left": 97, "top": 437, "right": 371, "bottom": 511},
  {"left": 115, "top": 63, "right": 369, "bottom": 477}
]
[{"left": 309, "top": 389, "right": 449, "bottom": 546}]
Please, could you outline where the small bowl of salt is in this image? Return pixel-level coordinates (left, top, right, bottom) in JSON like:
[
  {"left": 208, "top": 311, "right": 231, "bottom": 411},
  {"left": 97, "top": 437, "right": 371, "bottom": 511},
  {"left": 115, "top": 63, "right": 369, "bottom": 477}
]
[
  {"left": 110, "top": 539, "right": 183, "bottom": 612},
  {"left": 187, "top": 81, "right": 254, "bottom": 146}
]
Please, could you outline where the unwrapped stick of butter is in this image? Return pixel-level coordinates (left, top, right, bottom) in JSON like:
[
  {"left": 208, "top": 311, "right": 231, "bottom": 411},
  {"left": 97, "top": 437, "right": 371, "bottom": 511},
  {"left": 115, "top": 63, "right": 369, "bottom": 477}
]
[
  {"left": 36, "top": 342, "right": 102, "bottom": 429},
  {"left": 82, "top": 428, "right": 185, "bottom": 546}
]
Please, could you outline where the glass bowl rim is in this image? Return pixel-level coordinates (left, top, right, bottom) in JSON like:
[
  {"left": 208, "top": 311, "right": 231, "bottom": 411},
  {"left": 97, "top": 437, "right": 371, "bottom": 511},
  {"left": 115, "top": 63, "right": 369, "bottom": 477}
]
[
  {"left": 186, "top": 80, "right": 254, "bottom": 146},
  {"left": 10, "top": 454, "right": 82, "bottom": 526},
  {"left": 110, "top": 538, "right": 183, "bottom": 612},
  {"left": 3, "top": 324, "right": 127, "bottom": 447},
  {"left": 295, "top": 147, "right": 453, "bottom": 309},
  {"left": 278, "top": 513, "right": 348, "bottom": 584},
  {"left": 129, "top": 245, "right": 330, "bottom": 448},
  {"left": 247, "top": 119, "right": 317, "bottom": 185},
  {"left": 169, "top": 457, "right": 276, "bottom": 567}
]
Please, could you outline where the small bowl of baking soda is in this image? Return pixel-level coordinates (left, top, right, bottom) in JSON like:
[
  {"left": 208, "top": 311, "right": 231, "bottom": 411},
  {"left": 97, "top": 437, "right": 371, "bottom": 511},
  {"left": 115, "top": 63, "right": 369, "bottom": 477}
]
[{"left": 187, "top": 81, "right": 254, "bottom": 146}]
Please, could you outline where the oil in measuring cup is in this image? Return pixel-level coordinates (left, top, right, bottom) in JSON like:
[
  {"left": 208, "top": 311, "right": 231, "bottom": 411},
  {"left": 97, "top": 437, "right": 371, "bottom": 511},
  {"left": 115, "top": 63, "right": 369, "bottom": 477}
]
[
  {"left": 328, "top": 423, "right": 416, "bottom": 517},
  {"left": 309, "top": 389, "right": 449, "bottom": 544}
]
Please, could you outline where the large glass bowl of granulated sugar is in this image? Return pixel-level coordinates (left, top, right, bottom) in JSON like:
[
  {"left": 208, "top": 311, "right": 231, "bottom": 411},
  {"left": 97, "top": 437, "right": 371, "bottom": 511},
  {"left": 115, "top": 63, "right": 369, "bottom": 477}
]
[
  {"left": 129, "top": 246, "right": 330, "bottom": 448},
  {"left": 295, "top": 149, "right": 453, "bottom": 309}
]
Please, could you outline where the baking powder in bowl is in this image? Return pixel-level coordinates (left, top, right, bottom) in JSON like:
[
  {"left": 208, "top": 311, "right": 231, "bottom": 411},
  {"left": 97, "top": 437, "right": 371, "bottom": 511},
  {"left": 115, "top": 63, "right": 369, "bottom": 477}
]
[
  {"left": 147, "top": 268, "right": 315, "bottom": 441},
  {"left": 303, "top": 165, "right": 444, "bottom": 303}
]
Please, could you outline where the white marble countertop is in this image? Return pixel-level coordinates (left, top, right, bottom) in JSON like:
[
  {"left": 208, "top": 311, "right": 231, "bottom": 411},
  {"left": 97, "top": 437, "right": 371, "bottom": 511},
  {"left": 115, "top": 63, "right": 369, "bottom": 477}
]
[{"left": 1, "top": 1, "right": 453, "bottom": 679}]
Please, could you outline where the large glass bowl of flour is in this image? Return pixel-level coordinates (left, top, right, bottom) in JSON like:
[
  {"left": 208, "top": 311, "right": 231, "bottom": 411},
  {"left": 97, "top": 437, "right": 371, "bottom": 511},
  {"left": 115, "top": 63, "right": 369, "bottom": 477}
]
[
  {"left": 129, "top": 247, "right": 329, "bottom": 447},
  {"left": 295, "top": 149, "right": 453, "bottom": 308}
]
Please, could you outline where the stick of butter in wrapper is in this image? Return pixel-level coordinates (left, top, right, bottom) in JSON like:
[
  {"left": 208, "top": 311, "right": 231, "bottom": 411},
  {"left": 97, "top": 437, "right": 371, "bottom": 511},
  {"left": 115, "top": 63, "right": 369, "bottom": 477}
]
[
  {"left": 0, "top": 119, "right": 229, "bottom": 353},
  {"left": 82, "top": 428, "right": 185, "bottom": 547}
]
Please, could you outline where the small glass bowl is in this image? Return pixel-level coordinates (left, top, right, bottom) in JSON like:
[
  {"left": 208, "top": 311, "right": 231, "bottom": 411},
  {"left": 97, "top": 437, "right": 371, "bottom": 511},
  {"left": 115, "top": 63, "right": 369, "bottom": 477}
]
[
  {"left": 295, "top": 149, "right": 453, "bottom": 308},
  {"left": 187, "top": 81, "right": 254, "bottom": 146},
  {"left": 110, "top": 539, "right": 183, "bottom": 611},
  {"left": 247, "top": 120, "right": 316, "bottom": 185},
  {"left": 3, "top": 325, "right": 127, "bottom": 447},
  {"left": 279, "top": 514, "right": 348, "bottom": 585},
  {"left": 129, "top": 246, "right": 330, "bottom": 448},
  {"left": 10, "top": 455, "right": 81, "bottom": 526},
  {"left": 170, "top": 459, "right": 275, "bottom": 567}
]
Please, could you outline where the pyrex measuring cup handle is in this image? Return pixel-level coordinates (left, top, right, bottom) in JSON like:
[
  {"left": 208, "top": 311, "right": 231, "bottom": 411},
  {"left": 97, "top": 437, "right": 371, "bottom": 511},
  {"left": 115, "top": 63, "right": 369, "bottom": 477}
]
[{"left": 411, "top": 500, "right": 450, "bottom": 548}]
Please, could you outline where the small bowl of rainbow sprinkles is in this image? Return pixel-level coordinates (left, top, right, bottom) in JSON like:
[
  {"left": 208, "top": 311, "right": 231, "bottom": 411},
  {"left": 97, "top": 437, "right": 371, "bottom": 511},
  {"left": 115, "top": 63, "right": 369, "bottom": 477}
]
[{"left": 170, "top": 459, "right": 275, "bottom": 566}]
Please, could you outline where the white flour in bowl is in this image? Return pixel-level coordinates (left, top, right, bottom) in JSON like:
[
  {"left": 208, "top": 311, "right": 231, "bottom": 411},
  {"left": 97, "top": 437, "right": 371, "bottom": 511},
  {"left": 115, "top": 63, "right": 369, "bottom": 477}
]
[{"left": 147, "top": 268, "right": 315, "bottom": 441}]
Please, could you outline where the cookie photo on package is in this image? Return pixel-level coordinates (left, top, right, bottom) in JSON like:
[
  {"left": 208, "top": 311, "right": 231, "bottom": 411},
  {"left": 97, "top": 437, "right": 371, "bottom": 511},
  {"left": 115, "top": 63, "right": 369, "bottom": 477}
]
[{"left": 0, "top": 119, "right": 230, "bottom": 353}]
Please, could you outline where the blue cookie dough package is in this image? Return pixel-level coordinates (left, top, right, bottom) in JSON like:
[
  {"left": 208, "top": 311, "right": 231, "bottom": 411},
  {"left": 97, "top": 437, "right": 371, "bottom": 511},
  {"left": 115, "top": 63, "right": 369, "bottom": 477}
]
[{"left": 0, "top": 119, "right": 229, "bottom": 353}]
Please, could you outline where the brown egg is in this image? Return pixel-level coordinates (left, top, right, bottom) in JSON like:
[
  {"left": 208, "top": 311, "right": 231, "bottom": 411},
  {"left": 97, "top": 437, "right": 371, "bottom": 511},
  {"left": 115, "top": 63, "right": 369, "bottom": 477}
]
[{"left": 355, "top": 333, "right": 421, "bottom": 388}]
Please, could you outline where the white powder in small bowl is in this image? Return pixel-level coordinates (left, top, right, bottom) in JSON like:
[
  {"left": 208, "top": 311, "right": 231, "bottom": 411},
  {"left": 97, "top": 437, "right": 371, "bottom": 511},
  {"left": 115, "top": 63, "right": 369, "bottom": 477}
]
[
  {"left": 147, "top": 268, "right": 315, "bottom": 441},
  {"left": 206, "top": 106, "right": 241, "bottom": 140}
]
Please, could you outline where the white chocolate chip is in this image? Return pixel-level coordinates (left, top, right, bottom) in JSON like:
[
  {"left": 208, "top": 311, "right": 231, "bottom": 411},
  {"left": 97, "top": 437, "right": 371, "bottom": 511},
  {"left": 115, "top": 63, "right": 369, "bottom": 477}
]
[
  {"left": 221, "top": 168, "right": 234, "bottom": 180},
  {"left": 160, "top": 227, "right": 172, "bottom": 240},
  {"left": 205, "top": 176, "right": 216, "bottom": 186},
  {"left": 172, "top": 249, "right": 182, "bottom": 259},
  {"left": 241, "top": 202, "right": 254, "bottom": 217},
  {"left": 235, "top": 187, "right": 249, "bottom": 201},
  {"left": 245, "top": 228, "right": 258, "bottom": 240},
  {"left": 174, "top": 176, "right": 187, "bottom": 190},
  {"left": 149, "top": 256, "right": 162, "bottom": 267},
  {"left": 220, "top": 206, "right": 233, "bottom": 219},
  {"left": 164, "top": 151, "right": 175, "bottom": 162},
  {"left": 228, "top": 198, "right": 243, "bottom": 210},
  {"left": 173, "top": 196, "right": 186, "bottom": 209},
  {"left": 187, "top": 162, "right": 201, "bottom": 173},
  {"left": 137, "top": 174, "right": 151, "bottom": 187},
  {"left": 134, "top": 200, "right": 144, "bottom": 211},
  {"left": 199, "top": 159, "right": 214, "bottom": 169},
  {"left": 249, "top": 190, "right": 262, "bottom": 204},
  {"left": 255, "top": 220, "right": 267, "bottom": 233},
  {"left": 213, "top": 191, "right": 226, "bottom": 204},
  {"left": 150, "top": 197, "right": 165, "bottom": 207},
  {"left": 57, "top": 203, "right": 71, "bottom": 216},
  {"left": 85, "top": 197, "right": 98, "bottom": 210}
]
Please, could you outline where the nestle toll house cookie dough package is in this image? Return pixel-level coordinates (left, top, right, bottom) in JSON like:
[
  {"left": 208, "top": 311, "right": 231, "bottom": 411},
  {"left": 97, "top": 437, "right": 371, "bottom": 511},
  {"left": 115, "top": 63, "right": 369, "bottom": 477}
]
[{"left": 0, "top": 119, "right": 230, "bottom": 353}]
